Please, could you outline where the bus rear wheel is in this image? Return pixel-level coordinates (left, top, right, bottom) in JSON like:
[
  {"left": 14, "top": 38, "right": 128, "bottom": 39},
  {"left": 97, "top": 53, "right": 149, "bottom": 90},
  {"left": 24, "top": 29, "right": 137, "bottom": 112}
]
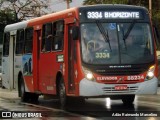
[
  {"left": 121, "top": 95, "right": 135, "bottom": 105},
  {"left": 30, "top": 93, "right": 39, "bottom": 103}
]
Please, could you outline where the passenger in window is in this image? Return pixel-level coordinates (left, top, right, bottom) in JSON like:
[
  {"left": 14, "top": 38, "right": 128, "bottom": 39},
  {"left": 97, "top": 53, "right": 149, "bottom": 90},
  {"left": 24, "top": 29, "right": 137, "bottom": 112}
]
[
  {"left": 58, "top": 39, "right": 62, "bottom": 50},
  {"left": 28, "top": 58, "right": 32, "bottom": 74},
  {"left": 54, "top": 37, "right": 62, "bottom": 50},
  {"left": 45, "top": 34, "right": 53, "bottom": 51}
]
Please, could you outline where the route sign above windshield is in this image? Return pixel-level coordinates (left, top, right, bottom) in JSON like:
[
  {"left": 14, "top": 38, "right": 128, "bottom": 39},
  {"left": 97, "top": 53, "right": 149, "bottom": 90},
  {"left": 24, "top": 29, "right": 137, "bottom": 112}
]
[{"left": 86, "top": 11, "right": 142, "bottom": 19}]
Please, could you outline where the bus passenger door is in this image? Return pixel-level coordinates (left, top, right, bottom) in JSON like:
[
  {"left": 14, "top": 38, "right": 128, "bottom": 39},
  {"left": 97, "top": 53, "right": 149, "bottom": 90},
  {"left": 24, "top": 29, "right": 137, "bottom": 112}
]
[
  {"left": 68, "top": 25, "right": 76, "bottom": 94},
  {"left": 33, "top": 29, "right": 41, "bottom": 92},
  {"left": 11, "top": 35, "right": 16, "bottom": 89},
  {"left": 2, "top": 32, "right": 16, "bottom": 90}
]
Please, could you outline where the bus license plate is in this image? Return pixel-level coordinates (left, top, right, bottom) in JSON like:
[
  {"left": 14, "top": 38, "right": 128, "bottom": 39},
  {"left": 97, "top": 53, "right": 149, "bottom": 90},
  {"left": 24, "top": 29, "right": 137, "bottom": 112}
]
[{"left": 115, "top": 85, "right": 128, "bottom": 90}]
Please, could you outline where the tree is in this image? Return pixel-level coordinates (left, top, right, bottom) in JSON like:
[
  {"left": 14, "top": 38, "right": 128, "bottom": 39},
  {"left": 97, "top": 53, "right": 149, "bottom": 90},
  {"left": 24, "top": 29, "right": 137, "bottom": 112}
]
[
  {"left": 0, "top": 0, "right": 51, "bottom": 22},
  {"left": 83, "top": 0, "right": 160, "bottom": 12},
  {"left": 0, "top": 10, "right": 17, "bottom": 44},
  {"left": 0, "top": 0, "right": 51, "bottom": 44},
  {"left": 83, "top": 0, "right": 128, "bottom": 5}
]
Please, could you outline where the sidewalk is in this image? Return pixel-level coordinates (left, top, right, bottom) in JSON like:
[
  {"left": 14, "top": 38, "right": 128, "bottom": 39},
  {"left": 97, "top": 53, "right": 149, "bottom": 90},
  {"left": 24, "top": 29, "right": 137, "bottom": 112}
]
[
  {"left": 0, "top": 87, "right": 159, "bottom": 100},
  {"left": 157, "top": 87, "right": 160, "bottom": 94},
  {"left": 0, "top": 88, "right": 18, "bottom": 99}
]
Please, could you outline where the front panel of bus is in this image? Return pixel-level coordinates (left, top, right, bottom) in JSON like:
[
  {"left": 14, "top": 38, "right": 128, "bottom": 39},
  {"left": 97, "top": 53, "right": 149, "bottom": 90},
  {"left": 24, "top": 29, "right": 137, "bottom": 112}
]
[{"left": 78, "top": 5, "right": 158, "bottom": 97}]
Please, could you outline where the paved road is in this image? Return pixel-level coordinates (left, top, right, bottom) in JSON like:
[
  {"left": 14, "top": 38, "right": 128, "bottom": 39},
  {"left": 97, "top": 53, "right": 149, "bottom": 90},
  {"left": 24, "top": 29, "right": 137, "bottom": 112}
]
[{"left": 0, "top": 87, "right": 160, "bottom": 120}]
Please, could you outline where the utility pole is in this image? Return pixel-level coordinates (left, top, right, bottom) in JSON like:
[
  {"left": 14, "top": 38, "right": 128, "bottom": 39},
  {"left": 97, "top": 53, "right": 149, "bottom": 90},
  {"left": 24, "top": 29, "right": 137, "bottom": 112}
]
[
  {"left": 149, "top": 0, "right": 152, "bottom": 17},
  {"left": 66, "top": 0, "right": 70, "bottom": 9}
]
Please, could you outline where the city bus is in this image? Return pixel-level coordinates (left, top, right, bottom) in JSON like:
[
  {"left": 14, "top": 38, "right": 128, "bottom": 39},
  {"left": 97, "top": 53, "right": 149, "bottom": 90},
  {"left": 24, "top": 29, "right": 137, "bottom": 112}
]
[{"left": 2, "top": 4, "right": 159, "bottom": 106}]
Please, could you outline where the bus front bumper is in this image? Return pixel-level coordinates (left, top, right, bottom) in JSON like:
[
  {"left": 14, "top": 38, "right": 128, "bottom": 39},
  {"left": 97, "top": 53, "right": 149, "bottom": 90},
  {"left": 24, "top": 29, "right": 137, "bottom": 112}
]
[{"left": 79, "top": 77, "right": 158, "bottom": 97}]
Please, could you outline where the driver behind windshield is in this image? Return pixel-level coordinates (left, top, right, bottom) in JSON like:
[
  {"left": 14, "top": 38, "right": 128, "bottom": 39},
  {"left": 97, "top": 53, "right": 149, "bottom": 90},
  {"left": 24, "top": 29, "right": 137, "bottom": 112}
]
[{"left": 81, "top": 23, "right": 118, "bottom": 63}]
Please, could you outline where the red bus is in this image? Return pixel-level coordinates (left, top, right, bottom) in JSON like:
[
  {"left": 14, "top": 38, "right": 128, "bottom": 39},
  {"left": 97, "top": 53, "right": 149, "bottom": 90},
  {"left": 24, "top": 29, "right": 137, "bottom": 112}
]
[{"left": 2, "top": 5, "right": 159, "bottom": 107}]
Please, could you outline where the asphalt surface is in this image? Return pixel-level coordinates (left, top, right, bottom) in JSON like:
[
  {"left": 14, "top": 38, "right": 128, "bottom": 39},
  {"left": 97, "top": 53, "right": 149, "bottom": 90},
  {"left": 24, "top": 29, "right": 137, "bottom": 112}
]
[
  {"left": 0, "top": 87, "right": 160, "bottom": 120},
  {"left": 0, "top": 87, "right": 160, "bottom": 99}
]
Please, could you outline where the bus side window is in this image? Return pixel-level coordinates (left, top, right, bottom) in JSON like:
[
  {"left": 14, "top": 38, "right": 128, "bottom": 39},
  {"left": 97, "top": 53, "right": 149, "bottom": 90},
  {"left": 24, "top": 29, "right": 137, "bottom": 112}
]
[
  {"left": 16, "top": 29, "right": 24, "bottom": 55},
  {"left": 154, "top": 27, "right": 160, "bottom": 50},
  {"left": 3, "top": 32, "right": 10, "bottom": 56},
  {"left": 52, "top": 20, "right": 64, "bottom": 51},
  {"left": 42, "top": 23, "right": 52, "bottom": 52},
  {"left": 24, "top": 28, "right": 33, "bottom": 53}
]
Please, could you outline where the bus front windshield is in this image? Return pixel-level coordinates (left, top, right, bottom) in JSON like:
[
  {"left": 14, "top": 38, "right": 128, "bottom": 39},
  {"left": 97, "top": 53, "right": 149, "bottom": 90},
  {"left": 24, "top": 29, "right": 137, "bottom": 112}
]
[{"left": 81, "top": 22, "right": 154, "bottom": 65}]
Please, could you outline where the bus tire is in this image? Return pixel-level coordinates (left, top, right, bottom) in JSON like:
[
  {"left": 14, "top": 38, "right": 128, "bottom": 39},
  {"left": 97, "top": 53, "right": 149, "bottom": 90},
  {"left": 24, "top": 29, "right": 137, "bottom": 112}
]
[
  {"left": 20, "top": 76, "right": 29, "bottom": 102},
  {"left": 30, "top": 93, "right": 39, "bottom": 103},
  {"left": 59, "top": 77, "right": 67, "bottom": 108},
  {"left": 77, "top": 97, "right": 85, "bottom": 105},
  {"left": 121, "top": 95, "right": 135, "bottom": 105},
  {"left": 68, "top": 97, "right": 85, "bottom": 106}
]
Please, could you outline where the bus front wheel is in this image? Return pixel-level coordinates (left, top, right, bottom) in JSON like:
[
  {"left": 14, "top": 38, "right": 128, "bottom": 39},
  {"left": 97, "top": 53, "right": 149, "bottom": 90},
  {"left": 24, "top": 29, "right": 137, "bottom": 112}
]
[
  {"left": 20, "top": 76, "right": 39, "bottom": 103},
  {"left": 59, "top": 78, "right": 67, "bottom": 108},
  {"left": 121, "top": 95, "right": 135, "bottom": 105},
  {"left": 20, "top": 76, "right": 29, "bottom": 102}
]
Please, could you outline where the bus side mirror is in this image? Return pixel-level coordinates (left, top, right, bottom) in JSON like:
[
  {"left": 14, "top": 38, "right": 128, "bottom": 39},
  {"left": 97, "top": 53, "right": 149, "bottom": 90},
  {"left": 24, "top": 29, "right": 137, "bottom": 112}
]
[{"left": 71, "top": 26, "right": 79, "bottom": 40}]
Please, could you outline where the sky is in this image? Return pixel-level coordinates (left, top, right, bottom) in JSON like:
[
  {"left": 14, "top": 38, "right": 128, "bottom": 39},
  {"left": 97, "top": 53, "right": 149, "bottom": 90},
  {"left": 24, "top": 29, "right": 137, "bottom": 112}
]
[{"left": 50, "top": 0, "right": 84, "bottom": 12}]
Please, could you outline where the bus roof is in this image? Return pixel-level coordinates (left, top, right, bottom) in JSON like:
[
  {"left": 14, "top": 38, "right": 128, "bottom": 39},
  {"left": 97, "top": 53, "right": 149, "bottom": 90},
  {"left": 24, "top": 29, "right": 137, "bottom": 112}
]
[
  {"left": 28, "top": 4, "right": 148, "bottom": 27},
  {"left": 79, "top": 4, "right": 148, "bottom": 11},
  {"left": 4, "top": 20, "right": 29, "bottom": 32},
  {"left": 4, "top": 4, "right": 148, "bottom": 32},
  {"left": 4, "top": 7, "right": 78, "bottom": 32},
  {"left": 27, "top": 7, "right": 77, "bottom": 27}
]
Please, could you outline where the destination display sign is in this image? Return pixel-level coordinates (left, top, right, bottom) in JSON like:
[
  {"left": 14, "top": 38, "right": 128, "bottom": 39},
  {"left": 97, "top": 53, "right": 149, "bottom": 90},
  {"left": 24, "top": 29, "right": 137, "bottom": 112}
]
[{"left": 86, "top": 11, "right": 142, "bottom": 19}]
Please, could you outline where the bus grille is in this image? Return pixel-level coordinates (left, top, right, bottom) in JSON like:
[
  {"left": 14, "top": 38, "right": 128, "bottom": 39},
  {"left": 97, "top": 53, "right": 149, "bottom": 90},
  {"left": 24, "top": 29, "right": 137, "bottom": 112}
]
[
  {"left": 102, "top": 86, "right": 138, "bottom": 94},
  {"left": 97, "top": 68, "right": 147, "bottom": 75}
]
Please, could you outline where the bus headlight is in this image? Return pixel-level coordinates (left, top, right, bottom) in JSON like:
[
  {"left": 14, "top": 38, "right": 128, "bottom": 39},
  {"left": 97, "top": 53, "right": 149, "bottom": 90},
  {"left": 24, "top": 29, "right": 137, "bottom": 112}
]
[
  {"left": 82, "top": 67, "right": 95, "bottom": 81},
  {"left": 86, "top": 72, "right": 94, "bottom": 80},
  {"left": 146, "top": 65, "right": 155, "bottom": 80}
]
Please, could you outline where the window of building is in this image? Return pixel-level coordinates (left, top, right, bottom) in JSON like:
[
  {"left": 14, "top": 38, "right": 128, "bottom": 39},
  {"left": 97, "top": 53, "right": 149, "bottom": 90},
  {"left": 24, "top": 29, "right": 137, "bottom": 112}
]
[
  {"left": 52, "top": 20, "right": 64, "bottom": 51},
  {"left": 42, "top": 23, "right": 52, "bottom": 52},
  {"left": 3, "top": 32, "right": 10, "bottom": 56},
  {"left": 24, "top": 28, "right": 33, "bottom": 53},
  {"left": 16, "top": 29, "right": 24, "bottom": 55}
]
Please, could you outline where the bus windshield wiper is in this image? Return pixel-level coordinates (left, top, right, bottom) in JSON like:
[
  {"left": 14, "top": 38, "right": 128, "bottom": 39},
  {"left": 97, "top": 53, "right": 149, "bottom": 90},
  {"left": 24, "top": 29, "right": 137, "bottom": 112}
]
[
  {"left": 96, "top": 20, "right": 112, "bottom": 51},
  {"left": 123, "top": 21, "right": 135, "bottom": 45}
]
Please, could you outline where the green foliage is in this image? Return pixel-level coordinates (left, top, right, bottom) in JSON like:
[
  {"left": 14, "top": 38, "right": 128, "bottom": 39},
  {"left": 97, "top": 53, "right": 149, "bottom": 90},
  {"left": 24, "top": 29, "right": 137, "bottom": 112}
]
[
  {"left": 0, "top": 10, "right": 17, "bottom": 44},
  {"left": 83, "top": 0, "right": 128, "bottom": 5},
  {"left": 0, "top": 0, "right": 50, "bottom": 44},
  {"left": 0, "top": 10, "right": 17, "bottom": 24}
]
